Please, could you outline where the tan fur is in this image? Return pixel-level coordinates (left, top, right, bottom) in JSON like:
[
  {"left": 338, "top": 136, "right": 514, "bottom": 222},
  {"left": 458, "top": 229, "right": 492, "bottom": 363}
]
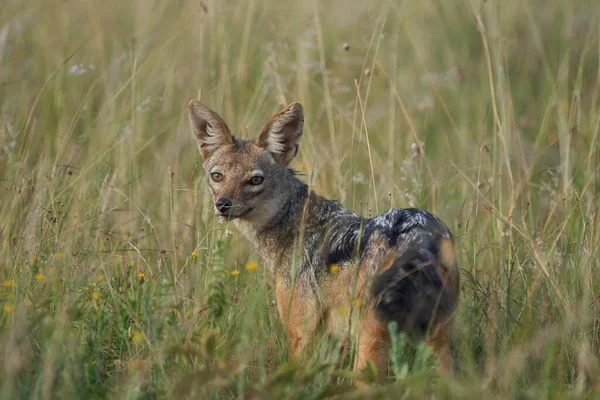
[
  {"left": 427, "top": 321, "right": 453, "bottom": 372},
  {"left": 354, "top": 308, "right": 390, "bottom": 385},
  {"left": 275, "top": 274, "right": 320, "bottom": 359},
  {"left": 433, "top": 237, "right": 460, "bottom": 329},
  {"left": 428, "top": 237, "right": 459, "bottom": 372},
  {"left": 437, "top": 238, "right": 457, "bottom": 273}
]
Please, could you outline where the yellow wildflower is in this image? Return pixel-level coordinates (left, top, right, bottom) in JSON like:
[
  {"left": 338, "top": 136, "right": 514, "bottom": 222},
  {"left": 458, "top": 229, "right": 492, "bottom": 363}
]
[
  {"left": 245, "top": 261, "right": 258, "bottom": 271},
  {"left": 337, "top": 306, "right": 350, "bottom": 314},
  {"left": 230, "top": 270, "right": 240, "bottom": 276},
  {"left": 129, "top": 359, "right": 144, "bottom": 370},
  {"left": 3, "top": 280, "right": 14, "bottom": 287},
  {"left": 34, "top": 273, "right": 45, "bottom": 281},
  {"left": 132, "top": 331, "right": 144, "bottom": 344},
  {"left": 191, "top": 251, "right": 199, "bottom": 259},
  {"left": 138, "top": 273, "right": 145, "bottom": 280},
  {"left": 4, "top": 303, "right": 14, "bottom": 313},
  {"left": 92, "top": 291, "right": 101, "bottom": 300},
  {"left": 329, "top": 264, "right": 340, "bottom": 274}
]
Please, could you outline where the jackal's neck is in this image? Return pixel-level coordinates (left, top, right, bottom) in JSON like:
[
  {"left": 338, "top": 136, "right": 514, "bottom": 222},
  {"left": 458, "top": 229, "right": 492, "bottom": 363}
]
[
  {"left": 234, "top": 174, "right": 363, "bottom": 274},
  {"left": 234, "top": 174, "right": 308, "bottom": 263}
]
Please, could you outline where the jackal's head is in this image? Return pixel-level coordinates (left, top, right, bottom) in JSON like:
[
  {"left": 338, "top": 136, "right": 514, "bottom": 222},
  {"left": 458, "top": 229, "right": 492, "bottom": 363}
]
[{"left": 188, "top": 100, "right": 304, "bottom": 224}]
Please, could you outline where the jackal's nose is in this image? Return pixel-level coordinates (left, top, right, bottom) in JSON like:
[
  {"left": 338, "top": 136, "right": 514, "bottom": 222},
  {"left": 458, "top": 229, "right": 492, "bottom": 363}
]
[{"left": 215, "top": 197, "right": 233, "bottom": 212}]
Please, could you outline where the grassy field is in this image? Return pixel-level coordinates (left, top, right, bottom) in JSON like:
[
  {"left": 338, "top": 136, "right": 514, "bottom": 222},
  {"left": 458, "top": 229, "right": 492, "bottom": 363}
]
[{"left": 1, "top": 0, "right": 600, "bottom": 398}]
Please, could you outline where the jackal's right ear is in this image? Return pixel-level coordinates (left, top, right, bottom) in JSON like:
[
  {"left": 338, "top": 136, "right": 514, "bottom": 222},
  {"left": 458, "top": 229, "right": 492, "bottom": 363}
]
[
  {"left": 188, "top": 100, "right": 234, "bottom": 160},
  {"left": 256, "top": 102, "right": 304, "bottom": 165}
]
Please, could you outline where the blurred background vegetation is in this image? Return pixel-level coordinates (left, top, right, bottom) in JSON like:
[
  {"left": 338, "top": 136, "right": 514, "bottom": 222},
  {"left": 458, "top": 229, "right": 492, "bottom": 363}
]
[{"left": 1, "top": 0, "right": 599, "bottom": 398}]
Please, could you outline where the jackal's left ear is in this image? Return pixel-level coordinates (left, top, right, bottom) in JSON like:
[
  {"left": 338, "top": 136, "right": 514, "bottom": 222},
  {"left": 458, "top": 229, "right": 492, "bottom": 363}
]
[{"left": 256, "top": 102, "right": 304, "bottom": 165}]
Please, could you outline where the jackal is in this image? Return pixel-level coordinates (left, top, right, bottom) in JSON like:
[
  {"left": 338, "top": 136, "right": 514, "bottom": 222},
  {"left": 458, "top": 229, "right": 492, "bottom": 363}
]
[{"left": 188, "top": 100, "right": 460, "bottom": 381}]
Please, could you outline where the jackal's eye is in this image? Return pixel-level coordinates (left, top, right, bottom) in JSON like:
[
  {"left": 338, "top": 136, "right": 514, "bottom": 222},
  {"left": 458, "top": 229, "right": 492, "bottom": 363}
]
[
  {"left": 249, "top": 176, "right": 264, "bottom": 186},
  {"left": 211, "top": 172, "right": 224, "bottom": 182}
]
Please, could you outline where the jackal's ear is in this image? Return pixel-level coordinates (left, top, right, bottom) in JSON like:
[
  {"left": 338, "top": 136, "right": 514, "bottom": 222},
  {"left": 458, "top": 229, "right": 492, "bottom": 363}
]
[
  {"left": 256, "top": 102, "right": 304, "bottom": 165},
  {"left": 188, "top": 100, "right": 234, "bottom": 160}
]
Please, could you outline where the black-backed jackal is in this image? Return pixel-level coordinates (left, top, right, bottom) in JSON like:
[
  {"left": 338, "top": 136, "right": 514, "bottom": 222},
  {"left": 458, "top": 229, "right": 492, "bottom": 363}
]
[{"left": 188, "top": 100, "right": 460, "bottom": 383}]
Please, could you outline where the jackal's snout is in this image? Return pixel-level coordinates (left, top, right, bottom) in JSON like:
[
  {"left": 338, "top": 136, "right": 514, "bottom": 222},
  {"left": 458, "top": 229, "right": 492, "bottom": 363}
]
[
  {"left": 212, "top": 195, "right": 253, "bottom": 220},
  {"left": 215, "top": 197, "right": 233, "bottom": 212}
]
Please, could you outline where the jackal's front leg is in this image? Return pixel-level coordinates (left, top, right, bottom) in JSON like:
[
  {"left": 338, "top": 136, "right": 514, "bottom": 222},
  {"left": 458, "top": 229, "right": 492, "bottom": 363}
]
[{"left": 275, "top": 276, "right": 320, "bottom": 360}]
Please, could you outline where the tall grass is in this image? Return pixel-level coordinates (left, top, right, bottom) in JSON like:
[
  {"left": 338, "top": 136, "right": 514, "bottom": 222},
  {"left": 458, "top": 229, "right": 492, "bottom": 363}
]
[{"left": 1, "top": 0, "right": 599, "bottom": 398}]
